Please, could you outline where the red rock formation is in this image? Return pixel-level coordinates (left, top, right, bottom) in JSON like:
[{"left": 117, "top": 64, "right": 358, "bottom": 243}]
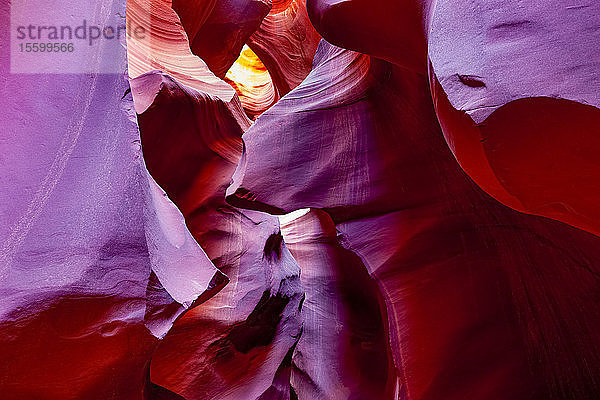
[
  {"left": 4, "top": 0, "right": 600, "bottom": 398},
  {"left": 150, "top": 211, "right": 303, "bottom": 399},
  {"left": 229, "top": 40, "right": 600, "bottom": 399},
  {"left": 280, "top": 209, "right": 395, "bottom": 399},
  {"left": 307, "top": 0, "right": 600, "bottom": 238},
  {"left": 306, "top": 0, "right": 430, "bottom": 72},
  {"left": 127, "top": 0, "right": 247, "bottom": 109},
  {"left": 0, "top": 1, "right": 222, "bottom": 398},
  {"left": 428, "top": 0, "right": 600, "bottom": 236},
  {"left": 132, "top": 63, "right": 303, "bottom": 400},
  {"left": 174, "top": 0, "right": 272, "bottom": 78},
  {"left": 248, "top": 0, "right": 321, "bottom": 95}
]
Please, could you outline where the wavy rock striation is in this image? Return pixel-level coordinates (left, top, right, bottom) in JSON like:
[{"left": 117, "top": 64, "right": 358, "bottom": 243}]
[
  {"left": 132, "top": 53, "right": 303, "bottom": 400},
  {"left": 0, "top": 0, "right": 221, "bottom": 398},
  {"left": 226, "top": 45, "right": 278, "bottom": 119},
  {"left": 248, "top": 0, "right": 321, "bottom": 96},
  {"left": 4, "top": 0, "right": 600, "bottom": 399},
  {"left": 280, "top": 209, "right": 395, "bottom": 399},
  {"left": 229, "top": 39, "right": 600, "bottom": 399}
]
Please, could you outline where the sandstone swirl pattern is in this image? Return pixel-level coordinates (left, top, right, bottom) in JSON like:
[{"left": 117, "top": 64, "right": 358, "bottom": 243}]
[{"left": 1, "top": 0, "right": 599, "bottom": 399}]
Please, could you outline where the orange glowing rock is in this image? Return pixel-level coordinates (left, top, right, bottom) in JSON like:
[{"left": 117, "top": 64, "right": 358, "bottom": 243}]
[
  {"left": 173, "top": 0, "right": 271, "bottom": 78},
  {"left": 248, "top": 0, "right": 321, "bottom": 95},
  {"left": 225, "top": 45, "right": 278, "bottom": 119},
  {"left": 6, "top": 0, "right": 600, "bottom": 398},
  {"left": 127, "top": 0, "right": 242, "bottom": 107}
]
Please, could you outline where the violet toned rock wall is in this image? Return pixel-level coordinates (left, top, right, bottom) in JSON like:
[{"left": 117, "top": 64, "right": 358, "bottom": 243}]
[
  {"left": 1, "top": 0, "right": 600, "bottom": 399},
  {"left": 1, "top": 0, "right": 221, "bottom": 397}
]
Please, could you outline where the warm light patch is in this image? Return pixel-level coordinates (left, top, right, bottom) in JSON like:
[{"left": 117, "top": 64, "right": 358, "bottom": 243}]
[
  {"left": 225, "top": 45, "right": 277, "bottom": 119},
  {"left": 271, "top": 0, "right": 294, "bottom": 13}
]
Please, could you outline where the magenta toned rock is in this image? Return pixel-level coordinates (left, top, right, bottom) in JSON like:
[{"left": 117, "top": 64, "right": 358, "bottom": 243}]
[
  {"left": 174, "top": 0, "right": 272, "bottom": 78},
  {"left": 280, "top": 209, "right": 395, "bottom": 399},
  {"left": 151, "top": 212, "right": 303, "bottom": 399},
  {"left": 428, "top": 0, "right": 600, "bottom": 236},
  {"left": 307, "top": 0, "right": 600, "bottom": 237},
  {"left": 337, "top": 204, "right": 600, "bottom": 400},
  {"left": 228, "top": 41, "right": 444, "bottom": 222},
  {"left": 229, "top": 39, "right": 600, "bottom": 399},
  {"left": 0, "top": 1, "right": 221, "bottom": 398},
  {"left": 133, "top": 69, "right": 305, "bottom": 399},
  {"left": 248, "top": 0, "right": 322, "bottom": 96},
  {"left": 4, "top": 0, "right": 600, "bottom": 398},
  {"left": 306, "top": 0, "right": 431, "bottom": 72},
  {"left": 127, "top": 0, "right": 251, "bottom": 104}
]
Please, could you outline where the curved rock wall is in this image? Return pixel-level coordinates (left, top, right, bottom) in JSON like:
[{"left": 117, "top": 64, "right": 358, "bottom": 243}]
[{"left": 2, "top": 0, "right": 600, "bottom": 399}]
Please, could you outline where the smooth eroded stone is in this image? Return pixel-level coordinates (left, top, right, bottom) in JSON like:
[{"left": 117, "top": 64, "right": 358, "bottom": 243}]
[
  {"left": 306, "top": 0, "right": 430, "bottom": 72},
  {"left": 175, "top": 0, "right": 272, "bottom": 78},
  {"left": 0, "top": 1, "right": 221, "bottom": 397},
  {"left": 280, "top": 209, "right": 395, "bottom": 399},
  {"left": 133, "top": 68, "right": 305, "bottom": 399},
  {"left": 248, "top": 0, "right": 321, "bottom": 96},
  {"left": 151, "top": 213, "right": 303, "bottom": 400},
  {"left": 228, "top": 40, "right": 600, "bottom": 399},
  {"left": 429, "top": 0, "right": 600, "bottom": 236}
]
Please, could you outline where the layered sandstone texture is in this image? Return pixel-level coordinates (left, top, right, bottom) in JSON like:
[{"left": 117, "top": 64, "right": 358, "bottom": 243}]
[{"left": 1, "top": 0, "right": 600, "bottom": 399}]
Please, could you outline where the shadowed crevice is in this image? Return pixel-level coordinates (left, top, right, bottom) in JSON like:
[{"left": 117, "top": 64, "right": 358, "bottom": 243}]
[
  {"left": 264, "top": 231, "right": 284, "bottom": 262},
  {"left": 210, "top": 290, "right": 291, "bottom": 358}
]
